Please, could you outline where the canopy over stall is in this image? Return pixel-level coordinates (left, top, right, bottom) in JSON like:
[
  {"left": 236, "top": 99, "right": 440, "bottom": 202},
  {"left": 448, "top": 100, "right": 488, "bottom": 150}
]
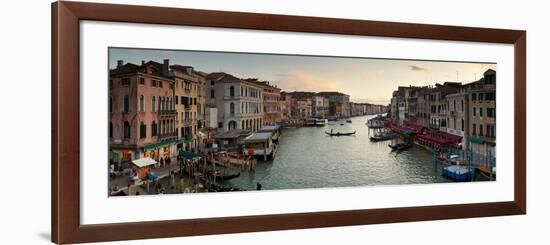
[
  {"left": 131, "top": 157, "right": 157, "bottom": 179},
  {"left": 131, "top": 157, "right": 157, "bottom": 168}
]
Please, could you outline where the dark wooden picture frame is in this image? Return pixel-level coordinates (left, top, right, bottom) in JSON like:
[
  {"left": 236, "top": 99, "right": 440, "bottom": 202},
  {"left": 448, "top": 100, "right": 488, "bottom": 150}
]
[{"left": 51, "top": 1, "right": 526, "bottom": 244}]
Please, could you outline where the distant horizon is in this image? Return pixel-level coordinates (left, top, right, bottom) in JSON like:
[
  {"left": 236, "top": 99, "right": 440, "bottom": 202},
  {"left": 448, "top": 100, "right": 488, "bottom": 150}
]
[{"left": 110, "top": 48, "right": 496, "bottom": 105}]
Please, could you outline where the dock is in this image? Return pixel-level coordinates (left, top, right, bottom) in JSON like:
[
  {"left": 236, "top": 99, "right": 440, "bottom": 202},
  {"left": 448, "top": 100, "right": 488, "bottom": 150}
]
[{"left": 207, "top": 152, "right": 257, "bottom": 171}]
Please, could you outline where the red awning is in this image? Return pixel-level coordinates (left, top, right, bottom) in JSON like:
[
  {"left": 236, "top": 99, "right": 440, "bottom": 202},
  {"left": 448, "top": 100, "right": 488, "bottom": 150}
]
[
  {"left": 389, "top": 121, "right": 425, "bottom": 134},
  {"left": 416, "top": 131, "right": 462, "bottom": 145}
]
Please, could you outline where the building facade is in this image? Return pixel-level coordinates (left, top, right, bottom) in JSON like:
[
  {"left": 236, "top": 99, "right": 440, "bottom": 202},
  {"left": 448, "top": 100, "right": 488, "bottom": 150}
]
[
  {"left": 256, "top": 80, "right": 282, "bottom": 125},
  {"left": 312, "top": 96, "right": 330, "bottom": 118},
  {"left": 388, "top": 69, "right": 496, "bottom": 165},
  {"left": 171, "top": 64, "right": 206, "bottom": 152},
  {"left": 464, "top": 69, "right": 496, "bottom": 159},
  {"left": 279, "top": 92, "right": 292, "bottom": 122},
  {"left": 109, "top": 60, "right": 177, "bottom": 163},
  {"left": 445, "top": 92, "right": 469, "bottom": 148},
  {"left": 285, "top": 92, "right": 315, "bottom": 120},
  {"left": 206, "top": 72, "right": 264, "bottom": 132},
  {"left": 317, "top": 91, "right": 351, "bottom": 118}
]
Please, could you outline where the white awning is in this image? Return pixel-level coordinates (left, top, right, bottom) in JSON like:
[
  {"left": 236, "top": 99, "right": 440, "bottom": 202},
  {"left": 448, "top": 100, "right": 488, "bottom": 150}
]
[{"left": 131, "top": 157, "right": 157, "bottom": 168}]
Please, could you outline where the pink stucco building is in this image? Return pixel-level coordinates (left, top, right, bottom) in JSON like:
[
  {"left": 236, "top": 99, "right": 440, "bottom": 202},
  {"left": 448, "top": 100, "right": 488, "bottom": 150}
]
[{"left": 109, "top": 59, "right": 177, "bottom": 163}]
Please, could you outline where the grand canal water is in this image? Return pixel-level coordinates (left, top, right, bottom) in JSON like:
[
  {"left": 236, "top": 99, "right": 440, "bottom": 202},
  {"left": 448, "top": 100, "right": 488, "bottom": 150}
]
[{"left": 222, "top": 115, "right": 452, "bottom": 191}]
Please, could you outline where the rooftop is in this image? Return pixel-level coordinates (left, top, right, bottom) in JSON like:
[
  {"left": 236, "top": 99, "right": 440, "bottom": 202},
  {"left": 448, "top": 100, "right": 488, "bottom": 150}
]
[
  {"left": 213, "top": 129, "right": 251, "bottom": 139},
  {"left": 245, "top": 132, "right": 273, "bottom": 142}
]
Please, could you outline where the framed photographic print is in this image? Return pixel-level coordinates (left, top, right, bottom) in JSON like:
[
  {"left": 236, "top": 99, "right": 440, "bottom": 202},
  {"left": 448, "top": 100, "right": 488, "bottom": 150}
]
[{"left": 52, "top": 1, "right": 526, "bottom": 244}]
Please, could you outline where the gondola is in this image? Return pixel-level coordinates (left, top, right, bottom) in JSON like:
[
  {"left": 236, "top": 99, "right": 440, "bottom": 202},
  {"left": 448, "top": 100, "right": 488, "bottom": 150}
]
[
  {"left": 208, "top": 183, "right": 243, "bottom": 192},
  {"left": 325, "top": 131, "right": 356, "bottom": 136},
  {"left": 215, "top": 172, "right": 241, "bottom": 181},
  {"left": 388, "top": 142, "right": 412, "bottom": 151},
  {"left": 208, "top": 171, "right": 241, "bottom": 181}
]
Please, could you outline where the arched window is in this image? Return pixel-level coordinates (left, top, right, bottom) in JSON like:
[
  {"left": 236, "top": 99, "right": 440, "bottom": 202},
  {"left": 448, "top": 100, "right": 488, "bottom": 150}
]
[
  {"left": 109, "top": 96, "right": 112, "bottom": 113},
  {"left": 122, "top": 95, "right": 129, "bottom": 113},
  {"left": 123, "top": 121, "right": 130, "bottom": 139},
  {"left": 210, "top": 89, "right": 215, "bottom": 99},
  {"left": 159, "top": 97, "right": 163, "bottom": 111},
  {"left": 151, "top": 96, "right": 156, "bottom": 112},
  {"left": 151, "top": 121, "right": 157, "bottom": 136},
  {"left": 230, "top": 86, "right": 235, "bottom": 97},
  {"left": 139, "top": 95, "right": 144, "bottom": 112},
  {"left": 140, "top": 121, "right": 146, "bottom": 139},
  {"left": 109, "top": 122, "right": 113, "bottom": 138},
  {"left": 230, "top": 102, "right": 235, "bottom": 115}
]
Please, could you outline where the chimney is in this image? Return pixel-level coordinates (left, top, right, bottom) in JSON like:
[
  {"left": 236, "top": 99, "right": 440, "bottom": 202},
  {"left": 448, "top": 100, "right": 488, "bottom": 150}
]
[
  {"left": 117, "top": 60, "right": 123, "bottom": 68},
  {"left": 162, "top": 59, "right": 169, "bottom": 76},
  {"left": 141, "top": 60, "right": 145, "bottom": 65},
  {"left": 186, "top": 66, "right": 194, "bottom": 74}
]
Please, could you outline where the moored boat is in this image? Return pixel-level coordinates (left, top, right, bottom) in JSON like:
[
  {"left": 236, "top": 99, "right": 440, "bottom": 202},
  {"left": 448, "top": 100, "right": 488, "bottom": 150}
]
[
  {"left": 211, "top": 170, "right": 241, "bottom": 180},
  {"left": 370, "top": 132, "right": 395, "bottom": 142},
  {"left": 443, "top": 165, "right": 476, "bottom": 181},
  {"left": 389, "top": 142, "right": 412, "bottom": 151},
  {"left": 325, "top": 130, "right": 356, "bottom": 136},
  {"left": 367, "top": 115, "right": 387, "bottom": 128},
  {"left": 306, "top": 118, "right": 328, "bottom": 126},
  {"left": 315, "top": 118, "right": 328, "bottom": 126}
]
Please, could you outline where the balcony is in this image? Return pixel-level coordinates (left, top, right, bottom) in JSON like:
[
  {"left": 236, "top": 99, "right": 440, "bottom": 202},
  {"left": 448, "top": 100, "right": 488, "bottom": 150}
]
[
  {"left": 159, "top": 109, "right": 176, "bottom": 115},
  {"left": 182, "top": 119, "right": 194, "bottom": 126},
  {"left": 159, "top": 131, "right": 177, "bottom": 138}
]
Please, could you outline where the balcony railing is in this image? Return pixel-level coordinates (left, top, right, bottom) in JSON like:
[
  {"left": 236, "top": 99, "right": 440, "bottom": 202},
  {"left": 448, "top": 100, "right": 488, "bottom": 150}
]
[
  {"left": 159, "top": 109, "right": 176, "bottom": 115},
  {"left": 159, "top": 131, "right": 177, "bottom": 138}
]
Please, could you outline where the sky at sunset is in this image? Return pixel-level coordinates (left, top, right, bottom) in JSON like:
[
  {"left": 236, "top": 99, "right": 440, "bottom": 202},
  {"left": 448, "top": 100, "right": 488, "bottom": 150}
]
[{"left": 109, "top": 48, "right": 496, "bottom": 105}]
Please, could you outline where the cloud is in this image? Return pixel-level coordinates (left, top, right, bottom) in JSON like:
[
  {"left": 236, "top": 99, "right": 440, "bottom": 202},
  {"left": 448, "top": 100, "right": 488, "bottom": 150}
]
[
  {"left": 273, "top": 70, "right": 341, "bottom": 92},
  {"left": 409, "top": 65, "right": 428, "bottom": 72}
]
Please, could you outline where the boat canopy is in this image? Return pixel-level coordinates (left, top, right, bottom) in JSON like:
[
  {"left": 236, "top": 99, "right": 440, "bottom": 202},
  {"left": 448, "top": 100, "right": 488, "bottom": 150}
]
[{"left": 131, "top": 157, "right": 157, "bottom": 168}]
